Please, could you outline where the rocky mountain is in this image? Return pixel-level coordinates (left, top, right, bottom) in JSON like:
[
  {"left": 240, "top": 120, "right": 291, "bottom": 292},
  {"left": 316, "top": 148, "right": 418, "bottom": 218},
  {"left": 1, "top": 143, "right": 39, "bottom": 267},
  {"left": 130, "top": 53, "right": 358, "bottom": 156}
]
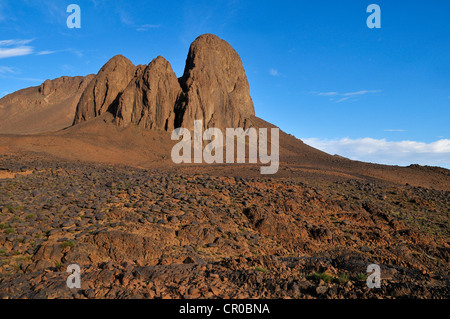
[
  {"left": 115, "top": 56, "right": 181, "bottom": 131},
  {"left": 177, "top": 34, "right": 255, "bottom": 130},
  {"left": 72, "top": 55, "right": 137, "bottom": 125},
  {"left": 74, "top": 34, "right": 255, "bottom": 131},
  {"left": 1, "top": 34, "right": 256, "bottom": 135},
  {"left": 0, "top": 75, "right": 94, "bottom": 134}
]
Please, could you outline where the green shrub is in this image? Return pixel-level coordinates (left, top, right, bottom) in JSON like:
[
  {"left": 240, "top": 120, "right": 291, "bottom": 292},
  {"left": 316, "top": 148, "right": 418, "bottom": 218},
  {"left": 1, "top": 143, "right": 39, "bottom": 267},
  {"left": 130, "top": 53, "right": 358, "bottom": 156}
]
[
  {"left": 255, "top": 266, "right": 268, "bottom": 273},
  {"left": 309, "top": 272, "right": 335, "bottom": 283},
  {"left": 337, "top": 273, "right": 349, "bottom": 284},
  {"left": 354, "top": 272, "right": 368, "bottom": 281},
  {"left": 4, "top": 228, "right": 15, "bottom": 234},
  {"left": 60, "top": 240, "right": 75, "bottom": 248}
]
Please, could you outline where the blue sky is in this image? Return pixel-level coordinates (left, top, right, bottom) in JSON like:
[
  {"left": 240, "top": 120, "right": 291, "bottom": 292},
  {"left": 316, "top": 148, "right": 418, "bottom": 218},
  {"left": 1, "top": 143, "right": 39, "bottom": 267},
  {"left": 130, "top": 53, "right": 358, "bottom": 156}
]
[{"left": 1, "top": 0, "right": 449, "bottom": 167}]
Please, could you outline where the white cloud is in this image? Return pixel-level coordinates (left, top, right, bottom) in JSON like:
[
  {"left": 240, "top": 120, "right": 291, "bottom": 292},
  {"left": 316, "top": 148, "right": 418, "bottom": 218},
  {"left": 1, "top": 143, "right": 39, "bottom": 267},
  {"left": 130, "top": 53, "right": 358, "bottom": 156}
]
[
  {"left": 36, "top": 50, "right": 58, "bottom": 55},
  {"left": 117, "top": 8, "right": 133, "bottom": 26},
  {"left": 0, "top": 47, "right": 34, "bottom": 59},
  {"left": 61, "top": 64, "right": 75, "bottom": 72},
  {"left": 311, "top": 90, "right": 381, "bottom": 103},
  {"left": 335, "top": 97, "right": 351, "bottom": 103},
  {"left": 269, "top": 69, "right": 280, "bottom": 76},
  {"left": 0, "top": 39, "right": 34, "bottom": 59},
  {"left": 0, "top": 39, "right": 33, "bottom": 46},
  {"left": 317, "top": 92, "right": 339, "bottom": 96},
  {"left": 341, "top": 90, "right": 381, "bottom": 96},
  {"left": 303, "top": 137, "right": 450, "bottom": 168},
  {"left": 137, "top": 24, "right": 161, "bottom": 31},
  {"left": 0, "top": 66, "right": 16, "bottom": 74}
]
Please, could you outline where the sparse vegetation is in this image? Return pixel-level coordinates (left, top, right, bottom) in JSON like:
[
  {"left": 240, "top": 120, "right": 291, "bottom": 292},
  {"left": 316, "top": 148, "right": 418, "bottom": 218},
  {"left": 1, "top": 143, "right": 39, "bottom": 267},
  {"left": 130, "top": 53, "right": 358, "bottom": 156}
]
[
  {"left": 337, "top": 273, "right": 350, "bottom": 284},
  {"left": 354, "top": 272, "right": 368, "bottom": 281},
  {"left": 4, "top": 227, "right": 15, "bottom": 234},
  {"left": 309, "top": 272, "right": 335, "bottom": 283},
  {"left": 255, "top": 266, "right": 268, "bottom": 273},
  {"left": 61, "top": 240, "right": 75, "bottom": 248}
]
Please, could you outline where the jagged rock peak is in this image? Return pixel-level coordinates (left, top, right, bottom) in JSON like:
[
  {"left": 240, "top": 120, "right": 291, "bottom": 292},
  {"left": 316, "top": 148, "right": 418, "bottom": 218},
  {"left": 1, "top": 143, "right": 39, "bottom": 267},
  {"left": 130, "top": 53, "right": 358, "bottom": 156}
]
[
  {"left": 115, "top": 56, "right": 182, "bottom": 131},
  {"left": 72, "top": 55, "right": 136, "bottom": 125},
  {"left": 72, "top": 34, "right": 255, "bottom": 131},
  {"left": 178, "top": 33, "right": 255, "bottom": 130}
]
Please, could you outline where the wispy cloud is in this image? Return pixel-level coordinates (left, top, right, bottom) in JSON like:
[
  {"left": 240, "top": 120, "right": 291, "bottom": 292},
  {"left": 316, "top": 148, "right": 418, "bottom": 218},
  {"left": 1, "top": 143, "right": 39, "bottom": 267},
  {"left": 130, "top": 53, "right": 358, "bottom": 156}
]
[
  {"left": 36, "top": 50, "right": 58, "bottom": 56},
  {"left": 269, "top": 69, "right": 280, "bottom": 77},
  {"left": 137, "top": 24, "right": 161, "bottom": 31},
  {"left": 335, "top": 97, "right": 351, "bottom": 103},
  {"left": 303, "top": 137, "right": 450, "bottom": 168},
  {"left": 0, "top": 39, "right": 34, "bottom": 59},
  {"left": 0, "top": 66, "right": 16, "bottom": 74},
  {"left": 0, "top": 39, "right": 33, "bottom": 46},
  {"left": 61, "top": 64, "right": 75, "bottom": 72},
  {"left": 311, "top": 90, "right": 382, "bottom": 103},
  {"left": 317, "top": 92, "right": 339, "bottom": 96},
  {"left": 117, "top": 7, "right": 134, "bottom": 26},
  {"left": 37, "top": 48, "right": 83, "bottom": 57},
  {"left": 341, "top": 90, "right": 381, "bottom": 96},
  {"left": 114, "top": 6, "right": 160, "bottom": 32}
]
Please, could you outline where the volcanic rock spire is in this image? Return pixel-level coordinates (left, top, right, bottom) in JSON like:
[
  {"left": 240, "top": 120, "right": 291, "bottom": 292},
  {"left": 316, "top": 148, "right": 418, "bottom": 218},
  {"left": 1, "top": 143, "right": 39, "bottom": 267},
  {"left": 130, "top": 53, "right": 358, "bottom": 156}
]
[
  {"left": 73, "top": 55, "right": 136, "bottom": 125},
  {"left": 72, "top": 34, "right": 255, "bottom": 130}
]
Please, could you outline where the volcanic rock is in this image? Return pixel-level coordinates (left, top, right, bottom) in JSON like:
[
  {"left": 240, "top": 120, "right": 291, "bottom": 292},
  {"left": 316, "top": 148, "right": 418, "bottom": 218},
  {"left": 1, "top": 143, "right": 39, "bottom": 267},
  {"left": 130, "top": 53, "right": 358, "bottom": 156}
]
[
  {"left": 73, "top": 34, "right": 255, "bottom": 131},
  {"left": 73, "top": 55, "right": 136, "bottom": 124},
  {"left": 0, "top": 75, "right": 94, "bottom": 134},
  {"left": 178, "top": 34, "right": 255, "bottom": 130},
  {"left": 115, "top": 56, "right": 182, "bottom": 131}
]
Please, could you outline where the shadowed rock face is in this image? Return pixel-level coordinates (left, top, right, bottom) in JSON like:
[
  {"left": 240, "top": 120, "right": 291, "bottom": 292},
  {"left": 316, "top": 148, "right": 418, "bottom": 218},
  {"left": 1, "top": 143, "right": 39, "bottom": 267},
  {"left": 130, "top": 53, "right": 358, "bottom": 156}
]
[
  {"left": 72, "top": 34, "right": 255, "bottom": 131},
  {"left": 73, "top": 55, "right": 136, "bottom": 125},
  {"left": 178, "top": 34, "right": 255, "bottom": 130},
  {"left": 115, "top": 56, "right": 182, "bottom": 131}
]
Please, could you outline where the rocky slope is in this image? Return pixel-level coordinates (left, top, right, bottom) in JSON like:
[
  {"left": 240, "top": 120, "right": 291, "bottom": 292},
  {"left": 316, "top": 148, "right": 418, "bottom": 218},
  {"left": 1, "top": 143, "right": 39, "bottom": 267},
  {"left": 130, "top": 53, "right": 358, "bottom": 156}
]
[
  {"left": 0, "top": 154, "right": 448, "bottom": 299},
  {"left": 0, "top": 75, "right": 94, "bottom": 134}
]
